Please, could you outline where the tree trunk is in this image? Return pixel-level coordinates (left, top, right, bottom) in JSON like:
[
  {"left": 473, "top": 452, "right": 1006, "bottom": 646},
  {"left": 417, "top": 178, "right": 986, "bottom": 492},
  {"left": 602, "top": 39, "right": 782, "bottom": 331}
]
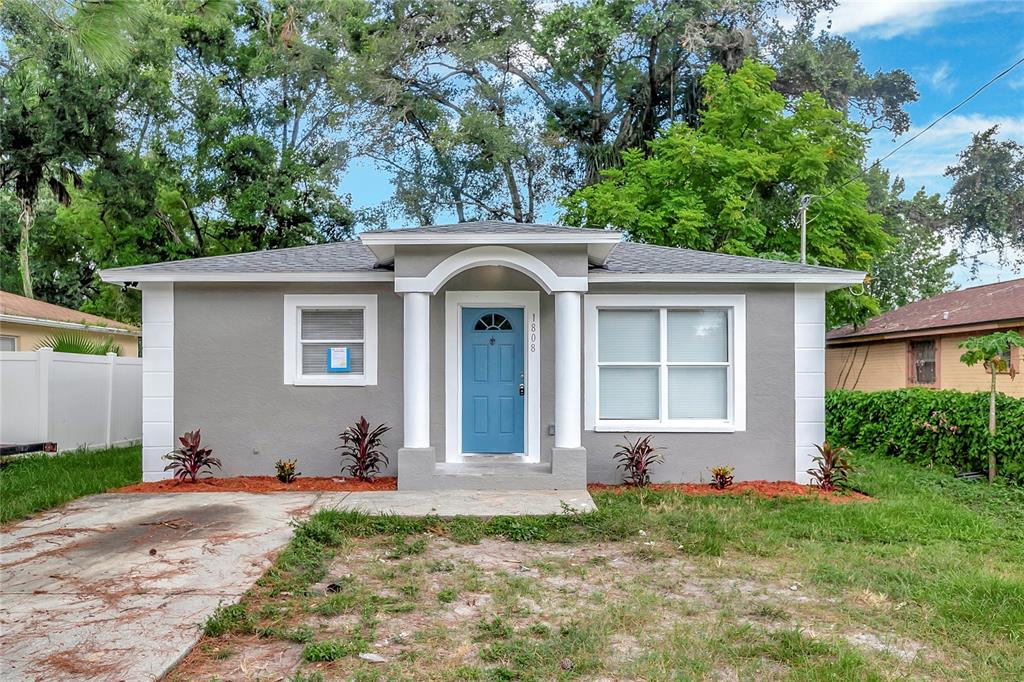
[
  {"left": 17, "top": 195, "right": 35, "bottom": 299},
  {"left": 501, "top": 161, "right": 524, "bottom": 223},
  {"left": 988, "top": 366, "right": 997, "bottom": 483}
]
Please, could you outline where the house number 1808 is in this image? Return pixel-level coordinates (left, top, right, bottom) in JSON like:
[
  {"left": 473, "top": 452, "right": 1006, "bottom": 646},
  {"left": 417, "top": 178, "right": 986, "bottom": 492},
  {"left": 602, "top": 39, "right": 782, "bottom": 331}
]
[{"left": 529, "top": 313, "right": 537, "bottom": 353}]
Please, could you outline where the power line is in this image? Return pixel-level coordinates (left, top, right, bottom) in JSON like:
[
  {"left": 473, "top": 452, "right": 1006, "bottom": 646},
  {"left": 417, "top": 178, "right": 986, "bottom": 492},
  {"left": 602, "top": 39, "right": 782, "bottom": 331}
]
[{"left": 816, "top": 55, "right": 1024, "bottom": 202}]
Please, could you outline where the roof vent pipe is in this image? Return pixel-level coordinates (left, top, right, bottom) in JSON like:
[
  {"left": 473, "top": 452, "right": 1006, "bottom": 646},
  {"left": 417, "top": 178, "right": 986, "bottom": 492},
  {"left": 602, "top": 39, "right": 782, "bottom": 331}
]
[{"left": 943, "top": 311, "right": 949, "bottom": 320}]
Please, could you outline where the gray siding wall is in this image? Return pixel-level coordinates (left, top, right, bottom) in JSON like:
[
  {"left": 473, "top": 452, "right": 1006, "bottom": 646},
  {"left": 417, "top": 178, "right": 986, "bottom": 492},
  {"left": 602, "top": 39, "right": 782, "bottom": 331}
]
[
  {"left": 174, "top": 277, "right": 794, "bottom": 482},
  {"left": 583, "top": 282, "right": 795, "bottom": 483},
  {"left": 395, "top": 244, "right": 590, "bottom": 277},
  {"left": 174, "top": 282, "right": 405, "bottom": 477}
]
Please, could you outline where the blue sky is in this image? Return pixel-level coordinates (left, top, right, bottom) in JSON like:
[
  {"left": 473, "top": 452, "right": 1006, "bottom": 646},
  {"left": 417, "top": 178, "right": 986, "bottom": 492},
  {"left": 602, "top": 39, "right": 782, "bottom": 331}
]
[
  {"left": 341, "top": 0, "right": 1023, "bottom": 285},
  {"left": 841, "top": 0, "right": 1024, "bottom": 285}
]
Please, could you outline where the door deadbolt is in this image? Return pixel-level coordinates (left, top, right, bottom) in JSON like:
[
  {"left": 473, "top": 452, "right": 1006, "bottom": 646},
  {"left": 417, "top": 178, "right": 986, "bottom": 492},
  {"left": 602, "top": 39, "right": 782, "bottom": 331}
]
[{"left": 519, "top": 384, "right": 525, "bottom": 396}]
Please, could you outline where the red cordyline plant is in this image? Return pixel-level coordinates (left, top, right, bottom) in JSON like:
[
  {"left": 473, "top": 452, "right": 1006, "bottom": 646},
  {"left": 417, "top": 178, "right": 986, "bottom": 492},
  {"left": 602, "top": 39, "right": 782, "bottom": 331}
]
[
  {"left": 337, "top": 417, "right": 391, "bottom": 481},
  {"left": 806, "top": 442, "right": 854, "bottom": 492},
  {"left": 613, "top": 435, "right": 664, "bottom": 487},
  {"left": 164, "top": 429, "right": 222, "bottom": 483}
]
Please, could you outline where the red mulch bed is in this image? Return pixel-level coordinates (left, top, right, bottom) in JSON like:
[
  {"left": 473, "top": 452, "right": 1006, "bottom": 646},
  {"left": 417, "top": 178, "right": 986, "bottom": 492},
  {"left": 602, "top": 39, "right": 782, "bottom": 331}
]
[
  {"left": 114, "top": 476, "right": 398, "bottom": 493},
  {"left": 588, "top": 480, "right": 872, "bottom": 503}
]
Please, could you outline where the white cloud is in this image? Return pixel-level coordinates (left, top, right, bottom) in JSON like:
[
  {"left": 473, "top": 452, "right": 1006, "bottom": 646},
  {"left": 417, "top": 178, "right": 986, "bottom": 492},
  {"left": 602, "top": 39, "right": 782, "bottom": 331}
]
[
  {"left": 816, "top": 0, "right": 966, "bottom": 39},
  {"left": 870, "top": 113, "right": 1024, "bottom": 191},
  {"left": 870, "top": 115, "right": 1024, "bottom": 286},
  {"left": 922, "top": 62, "right": 957, "bottom": 94}
]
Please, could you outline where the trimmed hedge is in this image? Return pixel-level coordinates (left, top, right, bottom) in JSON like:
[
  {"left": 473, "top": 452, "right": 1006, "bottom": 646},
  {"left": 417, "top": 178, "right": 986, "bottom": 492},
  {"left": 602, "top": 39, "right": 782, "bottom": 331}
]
[{"left": 825, "top": 389, "right": 1024, "bottom": 484}]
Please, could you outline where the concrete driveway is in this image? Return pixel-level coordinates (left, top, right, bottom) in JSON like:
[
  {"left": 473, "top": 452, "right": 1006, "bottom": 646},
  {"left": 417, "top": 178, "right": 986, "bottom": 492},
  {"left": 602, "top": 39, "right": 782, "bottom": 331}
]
[
  {"left": 0, "top": 492, "right": 326, "bottom": 681},
  {"left": 0, "top": 489, "right": 593, "bottom": 681}
]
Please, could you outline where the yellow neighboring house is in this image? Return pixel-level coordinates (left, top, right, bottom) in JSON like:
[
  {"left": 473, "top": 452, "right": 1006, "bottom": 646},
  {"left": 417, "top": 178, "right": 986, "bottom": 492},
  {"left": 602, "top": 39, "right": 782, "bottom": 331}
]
[
  {"left": 826, "top": 278, "right": 1024, "bottom": 397},
  {"left": 0, "top": 291, "right": 140, "bottom": 357}
]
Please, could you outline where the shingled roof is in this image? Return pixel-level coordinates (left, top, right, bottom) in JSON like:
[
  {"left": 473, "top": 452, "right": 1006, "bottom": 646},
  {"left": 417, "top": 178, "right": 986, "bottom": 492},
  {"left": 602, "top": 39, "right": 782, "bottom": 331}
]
[
  {"left": 597, "top": 242, "right": 859, "bottom": 276},
  {"left": 100, "top": 240, "right": 380, "bottom": 275},
  {"left": 100, "top": 222, "right": 864, "bottom": 284},
  {"left": 827, "top": 278, "right": 1024, "bottom": 342},
  {"left": 0, "top": 291, "right": 139, "bottom": 333}
]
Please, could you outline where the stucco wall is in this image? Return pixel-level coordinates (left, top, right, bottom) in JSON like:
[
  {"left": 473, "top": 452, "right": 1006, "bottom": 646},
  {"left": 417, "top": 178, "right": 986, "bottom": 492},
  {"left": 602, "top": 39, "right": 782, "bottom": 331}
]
[
  {"left": 584, "top": 282, "right": 795, "bottom": 483},
  {"left": 394, "top": 244, "right": 591, "bottom": 278},
  {"left": 174, "top": 275, "right": 797, "bottom": 482},
  {"left": 174, "top": 282, "right": 405, "bottom": 477},
  {"left": 0, "top": 320, "right": 140, "bottom": 357}
]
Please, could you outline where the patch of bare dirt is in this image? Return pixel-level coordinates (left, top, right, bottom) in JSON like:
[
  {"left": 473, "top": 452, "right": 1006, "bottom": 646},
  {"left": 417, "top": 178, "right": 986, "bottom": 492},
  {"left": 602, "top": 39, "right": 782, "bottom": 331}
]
[{"left": 171, "top": 535, "right": 933, "bottom": 681}]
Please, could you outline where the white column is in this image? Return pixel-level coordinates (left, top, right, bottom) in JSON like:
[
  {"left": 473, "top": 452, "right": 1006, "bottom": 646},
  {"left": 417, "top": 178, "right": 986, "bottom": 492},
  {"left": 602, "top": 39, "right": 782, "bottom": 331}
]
[
  {"left": 554, "top": 291, "right": 582, "bottom": 448},
  {"left": 794, "top": 284, "right": 827, "bottom": 483},
  {"left": 141, "top": 282, "right": 174, "bottom": 481},
  {"left": 403, "top": 292, "right": 431, "bottom": 448}
]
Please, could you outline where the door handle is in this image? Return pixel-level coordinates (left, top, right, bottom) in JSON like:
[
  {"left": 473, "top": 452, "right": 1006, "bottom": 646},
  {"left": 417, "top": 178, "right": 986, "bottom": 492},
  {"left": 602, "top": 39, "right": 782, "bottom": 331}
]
[{"left": 519, "top": 384, "right": 525, "bottom": 396}]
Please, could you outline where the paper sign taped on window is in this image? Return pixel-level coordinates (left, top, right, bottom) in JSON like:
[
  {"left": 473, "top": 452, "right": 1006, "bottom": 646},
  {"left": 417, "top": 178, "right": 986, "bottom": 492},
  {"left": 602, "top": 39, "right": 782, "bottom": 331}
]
[{"left": 327, "top": 346, "right": 350, "bottom": 373}]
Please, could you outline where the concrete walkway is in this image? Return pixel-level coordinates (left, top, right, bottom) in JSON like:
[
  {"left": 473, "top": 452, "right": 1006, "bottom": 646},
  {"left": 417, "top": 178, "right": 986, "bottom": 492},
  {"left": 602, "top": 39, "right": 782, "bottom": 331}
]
[
  {"left": 0, "top": 489, "right": 593, "bottom": 681},
  {"left": 333, "top": 489, "right": 595, "bottom": 516}
]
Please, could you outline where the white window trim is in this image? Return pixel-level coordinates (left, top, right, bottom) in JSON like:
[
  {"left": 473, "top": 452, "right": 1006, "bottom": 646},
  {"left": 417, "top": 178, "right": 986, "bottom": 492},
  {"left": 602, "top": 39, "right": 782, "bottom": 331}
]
[
  {"left": 283, "top": 294, "right": 378, "bottom": 386},
  {"left": 584, "top": 294, "right": 746, "bottom": 432},
  {"left": 444, "top": 291, "right": 541, "bottom": 463}
]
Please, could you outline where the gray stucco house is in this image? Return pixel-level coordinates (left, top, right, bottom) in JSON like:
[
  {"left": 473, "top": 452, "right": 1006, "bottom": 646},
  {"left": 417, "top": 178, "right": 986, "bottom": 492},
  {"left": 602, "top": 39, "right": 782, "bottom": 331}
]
[{"left": 100, "top": 222, "right": 863, "bottom": 489}]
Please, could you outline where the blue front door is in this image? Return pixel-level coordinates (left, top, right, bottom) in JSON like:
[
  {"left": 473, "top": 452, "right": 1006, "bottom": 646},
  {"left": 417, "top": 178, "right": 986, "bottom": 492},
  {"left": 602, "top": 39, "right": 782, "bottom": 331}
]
[{"left": 462, "top": 307, "right": 525, "bottom": 454}]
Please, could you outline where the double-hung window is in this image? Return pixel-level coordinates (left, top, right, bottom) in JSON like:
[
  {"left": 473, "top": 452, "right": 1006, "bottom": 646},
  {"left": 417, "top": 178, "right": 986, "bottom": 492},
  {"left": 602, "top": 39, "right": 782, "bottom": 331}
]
[
  {"left": 283, "top": 294, "right": 378, "bottom": 386},
  {"left": 586, "top": 295, "right": 746, "bottom": 431}
]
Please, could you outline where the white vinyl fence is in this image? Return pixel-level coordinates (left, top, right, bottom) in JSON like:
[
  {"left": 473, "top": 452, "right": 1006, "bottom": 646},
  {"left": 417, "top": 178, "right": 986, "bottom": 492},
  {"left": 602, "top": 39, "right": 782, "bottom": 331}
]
[{"left": 1, "top": 348, "right": 142, "bottom": 451}]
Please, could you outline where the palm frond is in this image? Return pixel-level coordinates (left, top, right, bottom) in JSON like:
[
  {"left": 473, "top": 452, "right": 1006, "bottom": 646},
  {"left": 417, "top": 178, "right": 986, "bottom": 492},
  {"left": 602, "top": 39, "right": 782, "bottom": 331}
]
[{"left": 36, "top": 330, "right": 122, "bottom": 355}]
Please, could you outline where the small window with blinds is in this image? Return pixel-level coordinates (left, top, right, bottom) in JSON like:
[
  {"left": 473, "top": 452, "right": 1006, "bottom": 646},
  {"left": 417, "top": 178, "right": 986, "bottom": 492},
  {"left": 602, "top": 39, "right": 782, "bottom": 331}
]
[
  {"left": 300, "top": 309, "right": 365, "bottom": 375},
  {"left": 283, "top": 294, "right": 378, "bottom": 386},
  {"left": 591, "top": 299, "right": 741, "bottom": 430}
]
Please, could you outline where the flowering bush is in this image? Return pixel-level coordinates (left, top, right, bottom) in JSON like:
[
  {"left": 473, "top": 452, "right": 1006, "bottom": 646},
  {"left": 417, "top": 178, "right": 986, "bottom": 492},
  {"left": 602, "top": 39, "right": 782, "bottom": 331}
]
[
  {"left": 826, "top": 389, "right": 1024, "bottom": 483},
  {"left": 915, "top": 410, "right": 960, "bottom": 436}
]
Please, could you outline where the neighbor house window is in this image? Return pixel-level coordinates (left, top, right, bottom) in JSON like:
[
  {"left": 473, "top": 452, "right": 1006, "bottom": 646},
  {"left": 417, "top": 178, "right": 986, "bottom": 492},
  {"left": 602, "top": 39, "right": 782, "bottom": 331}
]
[
  {"left": 283, "top": 294, "right": 378, "bottom": 386},
  {"left": 997, "top": 347, "right": 1014, "bottom": 374},
  {"left": 0, "top": 335, "right": 16, "bottom": 351},
  {"left": 909, "top": 339, "right": 936, "bottom": 385},
  {"left": 585, "top": 295, "right": 746, "bottom": 432}
]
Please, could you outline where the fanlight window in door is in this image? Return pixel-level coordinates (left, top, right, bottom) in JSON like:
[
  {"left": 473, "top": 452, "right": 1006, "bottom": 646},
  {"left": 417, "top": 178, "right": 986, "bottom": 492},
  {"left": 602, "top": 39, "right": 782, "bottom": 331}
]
[{"left": 474, "top": 313, "right": 513, "bottom": 331}]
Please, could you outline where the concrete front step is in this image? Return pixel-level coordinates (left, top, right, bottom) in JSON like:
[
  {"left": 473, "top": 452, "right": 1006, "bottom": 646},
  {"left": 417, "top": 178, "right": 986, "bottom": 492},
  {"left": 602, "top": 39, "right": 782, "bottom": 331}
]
[
  {"left": 398, "top": 447, "right": 588, "bottom": 491},
  {"left": 432, "top": 462, "right": 563, "bottom": 490}
]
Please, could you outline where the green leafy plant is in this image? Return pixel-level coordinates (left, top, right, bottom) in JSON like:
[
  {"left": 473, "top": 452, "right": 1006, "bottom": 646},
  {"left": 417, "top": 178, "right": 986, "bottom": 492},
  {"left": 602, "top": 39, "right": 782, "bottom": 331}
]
[
  {"left": 710, "top": 466, "right": 735, "bottom": 490},
  {"left": 35, "top": 331, "right": 121, "bottom": 356},
  {"left": 337, "top": 417, "right": 391, "bottom": 481},
  {"left": 826, "top": 388, "right": 1024, "bottom": 483},
  {"left": 164, "top": 429, "right": 222, "bottom": 483},
  {"left": 959, "top": 331, "right": 1024, "bottom": 482},
  {"left": 806, "top": 442, "right": 853, "bottom": 492},
  {"left": 613, "top": 435, "right": 664, "bottom": 487},
  {"left": 275, "top": 458, "right": 300, "bottom": 483}
]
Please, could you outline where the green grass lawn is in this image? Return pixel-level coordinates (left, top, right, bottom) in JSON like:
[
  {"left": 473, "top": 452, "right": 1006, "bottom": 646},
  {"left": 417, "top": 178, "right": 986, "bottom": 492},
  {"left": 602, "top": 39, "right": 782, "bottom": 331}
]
[
  {"left": 0, "top": 444, "right": 141, "bottom": 524},
  {"left": 173, "top": 452, "right": 1024, "bottom": 681}
]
